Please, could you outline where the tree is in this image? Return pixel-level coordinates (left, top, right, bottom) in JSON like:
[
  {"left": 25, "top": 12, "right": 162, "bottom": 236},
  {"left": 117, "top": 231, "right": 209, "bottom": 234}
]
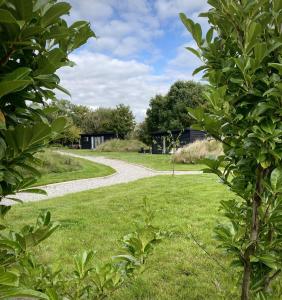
[
  {"left": 110, "top": 104, "right": 135, "bottom": 139},
  {"left": 144, "top": 81, "right": 205, "bottom": 140},
  {"left": 180, "top": 1, "right": 282, "bottom": 299},
  {"left": 0, "top": 0, "right": 94, "bottom": 297},
  {"left": 81, "top": 107, "right": 114, "bottom": 133},
  {"left": 80, "top": 104, "right": 135, "bottom": 139}
]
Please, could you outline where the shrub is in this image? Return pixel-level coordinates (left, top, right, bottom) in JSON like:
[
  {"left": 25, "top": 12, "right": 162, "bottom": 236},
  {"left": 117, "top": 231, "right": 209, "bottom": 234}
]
[
  {"left": 96, "top": 139, "right": 147, "bottom": 152},
  {"left": 181, "top": 1, "right": 282, "bottom": 299},
  {"left": 173, "top": 139, "right": 223, "bottom": 164}
]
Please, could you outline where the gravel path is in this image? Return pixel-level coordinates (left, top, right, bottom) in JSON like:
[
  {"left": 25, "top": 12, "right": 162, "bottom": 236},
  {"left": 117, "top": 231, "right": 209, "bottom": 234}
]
[{"left": 4, "top": 152, "right": 202, "bottom": 205}]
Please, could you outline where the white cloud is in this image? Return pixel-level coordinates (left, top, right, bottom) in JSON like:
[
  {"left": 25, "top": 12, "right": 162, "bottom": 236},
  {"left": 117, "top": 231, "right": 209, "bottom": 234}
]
[
  {"left": 57, "top": 52, "right": 170, "bottom": 121},
  {"left": 155, "top": 0, "right": 209, "bottom": 20},
  {"left": 56, "top": 1, "right": 210, "bottom": 121},
  {"left": 67, "top": 0, "right": 162, "bottom": 58}
]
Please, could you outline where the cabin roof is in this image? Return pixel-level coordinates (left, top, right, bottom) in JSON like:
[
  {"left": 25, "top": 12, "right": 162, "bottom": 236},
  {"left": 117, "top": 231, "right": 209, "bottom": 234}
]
[{"left": 80, "top": 132, "right": 116, "bottom": 137}]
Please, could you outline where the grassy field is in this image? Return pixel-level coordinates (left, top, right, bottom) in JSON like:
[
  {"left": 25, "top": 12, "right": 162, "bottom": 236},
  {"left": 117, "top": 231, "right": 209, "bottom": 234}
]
[
  {"left": 9, "top": 174, "right": 244, "bottom": 299},
  {"left": 66, "top": 149, "right": 206, "bottom": 171},
  {"left": 34, "top": 152, "right": 115, "bottom": 186}
]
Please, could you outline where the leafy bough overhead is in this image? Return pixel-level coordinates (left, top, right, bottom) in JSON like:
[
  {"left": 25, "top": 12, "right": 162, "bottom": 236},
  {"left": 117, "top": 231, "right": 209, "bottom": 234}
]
[
  {"left": 0, "top": 0, "right": 95, "bottom": 298},
  {"left": 180, "top": 1, "right": 282, "bottom": 299},
  {"left": 0, "top": 0, "right": 95, "bottom": 203}
]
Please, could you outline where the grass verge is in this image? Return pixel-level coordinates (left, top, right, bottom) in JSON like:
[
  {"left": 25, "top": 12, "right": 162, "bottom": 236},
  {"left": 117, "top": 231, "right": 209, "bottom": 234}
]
[
  {"left": 35, "top": 153, "right": 115, "bottom": 186},
  {"left": 9, "top": 175, "right": 242, "bottom": 299},
  {"left": 65, "top": 150, "right": 205, "bottom": 171}
]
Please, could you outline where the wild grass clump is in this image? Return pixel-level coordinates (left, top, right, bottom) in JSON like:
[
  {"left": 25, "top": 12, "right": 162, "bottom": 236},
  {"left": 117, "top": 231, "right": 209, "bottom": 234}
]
[
  {"left": 173, "top": 139, "right": 223, "bottom": 164},
  {"left": 96, "top": 139, "right": 147, "bottom": 152},
  {"left": 36, "top": 150, "right": 82, "bottom": 174}
]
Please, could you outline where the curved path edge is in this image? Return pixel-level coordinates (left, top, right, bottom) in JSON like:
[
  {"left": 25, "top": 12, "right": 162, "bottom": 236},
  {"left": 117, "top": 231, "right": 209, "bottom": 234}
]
[{"left": 3, "top": 151, "right": 202, "bottom": 205}]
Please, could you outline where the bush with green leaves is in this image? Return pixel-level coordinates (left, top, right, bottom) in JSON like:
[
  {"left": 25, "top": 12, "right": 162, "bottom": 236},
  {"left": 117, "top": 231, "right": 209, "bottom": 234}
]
[
  {"left": 0, "top": 0, "right": 94, "bottom": 297},
  {"left": 180, "top": 1, "right": 282, "bottom": 299},
  {"left": 0, "top": 199, "right": 161, "bottom": 299},
  {"left": 96, "top": 138, "right": 147, "bottom": 152}
]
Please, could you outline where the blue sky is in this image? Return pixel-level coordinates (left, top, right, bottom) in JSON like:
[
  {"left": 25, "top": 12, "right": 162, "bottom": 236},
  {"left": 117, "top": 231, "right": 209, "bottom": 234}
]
[{"left": 59, "top": 0, "right": 210, "bottom": 121}]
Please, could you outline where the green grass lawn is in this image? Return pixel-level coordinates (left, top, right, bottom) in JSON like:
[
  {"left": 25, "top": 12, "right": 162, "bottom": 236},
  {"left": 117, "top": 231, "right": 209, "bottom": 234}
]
[
  {"left": 9, "top": 174, "right": 245, "bottom": 299},
  {"left": 35, "top": 156, "right": 115, "bottom": 186},
  {"left": 65, "top": 149, "right": 205, "bottom": 171}
]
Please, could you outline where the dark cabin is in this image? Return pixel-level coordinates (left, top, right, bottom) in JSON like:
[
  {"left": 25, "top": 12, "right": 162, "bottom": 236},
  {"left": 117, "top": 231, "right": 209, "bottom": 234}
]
[
  {"left": 80, "top": 132, "right": 116, "bottom": 150},
  {"left": 151, "top": 128, "right": 205, "bottom": 154}
]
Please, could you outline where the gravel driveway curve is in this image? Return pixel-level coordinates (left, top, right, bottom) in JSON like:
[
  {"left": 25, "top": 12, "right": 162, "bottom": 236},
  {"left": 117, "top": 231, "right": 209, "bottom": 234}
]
[{"left": 4, "top": 152, "right": 202, "bottom": 205}]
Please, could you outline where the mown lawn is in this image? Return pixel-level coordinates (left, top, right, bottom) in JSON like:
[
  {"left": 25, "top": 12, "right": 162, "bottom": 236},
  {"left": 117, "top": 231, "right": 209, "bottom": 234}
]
[
  {"left": 65, "top": 149, "right": 205, "bottom": 171},
  {"left": 9, "top": 174, "right": 245, "bottom": 299}
]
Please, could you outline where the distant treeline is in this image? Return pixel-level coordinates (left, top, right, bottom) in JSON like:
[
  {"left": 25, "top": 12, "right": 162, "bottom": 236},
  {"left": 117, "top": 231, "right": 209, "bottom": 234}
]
[{"left": 50, "top": 80, "right": 206, "bottom": 145}]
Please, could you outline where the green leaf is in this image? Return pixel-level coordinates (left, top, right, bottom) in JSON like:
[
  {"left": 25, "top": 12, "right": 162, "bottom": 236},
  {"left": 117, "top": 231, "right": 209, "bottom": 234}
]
[
  {"left": 269, "top": 63, "right": 282, "bottom": 75},
  {"left": 185, "top": 47, "right": 201, "bottom": 59},
  {"left": 194, "top": 23, "right": 202, "bottom": 46},
  {"left": 12, "top": 0, "right": 33, "bottom": 20},
  {"left": 0, "top": 9, "right": 18, "bottom": 23},
  {"left": 46, "top": 288, "right": 59, "bottom": 300},
  {"left": 245, "top": 22, "right": 262, "bottom": 52},
  {"left": 0, "top": 205, "right": 11, "bottom": 218},
  {"left": 254, "top": 43, "right": 267, "bottom": 65},
  {"left": 256, "top": 255, "right": 278, "bottom": 270},
  {"left": 3, "top": 67, "right": 31, "bottom": 81},
  {"left": 206, "top": 28, "right": 213, "bottom": 43},
  {"left": 56, "top": 84, "right": 71, "bottom": 96},
  {"left": 270, "top": 168, "right": 282, "bottom": 191},
  {"left": 0, "top": 286, "right": 48, "bottom": 299},
  {"left": 41, "top": 2, "right": 71, "bottom": 27},
  {"left": 51, "top": 117, "right": 67, "bottom": 132},
  {"left": 179, "top": 13, "right": 194, "bottom": 33},
  {"left": 0, "top": 80, "right": 31, "bottom": 98},
  {"left": 0, "top": 270, "right": 18, "bottom": 287},
  {"left": 192, "top": 65, "right": 206, "bottom": 76}
]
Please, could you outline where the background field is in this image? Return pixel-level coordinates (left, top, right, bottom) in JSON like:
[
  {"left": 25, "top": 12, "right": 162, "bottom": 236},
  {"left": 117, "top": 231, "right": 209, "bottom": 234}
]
[{"left": 66, "top": 149, "right": 206, "bottom": 171}]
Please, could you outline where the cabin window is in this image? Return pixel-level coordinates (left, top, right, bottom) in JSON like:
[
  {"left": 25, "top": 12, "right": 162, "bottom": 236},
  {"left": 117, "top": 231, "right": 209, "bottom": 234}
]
[{"left": 83, "top": 137, "right": 89, "bottom": 142}]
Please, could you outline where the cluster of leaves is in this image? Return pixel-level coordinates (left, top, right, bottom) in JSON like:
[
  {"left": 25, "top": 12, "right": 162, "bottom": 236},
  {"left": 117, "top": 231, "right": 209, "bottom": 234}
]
[
  {"left": 47, "top": 100, "right": 136, "bottom": 143},
  {"left": 0, "top": 208, "right": 59, "bottom": 299},
  {"left": 141, "top": 80, "right": 206, "bottom": 144},
  {"left": 0, "top": 199, "right": 162, "bottom": 299},
  {"left": 0, "top": 0, "right": 95, "bottom": 200},
  {"left": 180, "top": 0, "right": 282, "bottom": 299},
  {"left": 0, "top": 0, "right": 94, "bottom": 298},
  {"left": 81, "top": 104, "right": 136, "bottom": 139}
]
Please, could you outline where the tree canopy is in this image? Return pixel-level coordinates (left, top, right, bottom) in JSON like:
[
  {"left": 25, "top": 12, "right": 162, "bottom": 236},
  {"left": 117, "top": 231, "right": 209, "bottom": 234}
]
[{"left": 143, "top": 80, "right": 205, "bottom": 141}]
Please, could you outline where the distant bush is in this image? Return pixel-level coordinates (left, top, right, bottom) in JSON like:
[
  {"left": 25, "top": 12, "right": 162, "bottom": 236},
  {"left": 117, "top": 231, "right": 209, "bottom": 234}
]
[
  {"left": 96, "top": 139, "right": 147, "bottom": 152},
  {"left": 36, "top": 150, "right": 82, "bottom": 174},
  {"left": 173, "top": 139, "right": 223, "bottom": 164}
]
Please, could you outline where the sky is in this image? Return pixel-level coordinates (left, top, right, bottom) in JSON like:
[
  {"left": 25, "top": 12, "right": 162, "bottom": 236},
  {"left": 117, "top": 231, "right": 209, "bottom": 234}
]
[{"left": 58, "top": 0, "right": 210, "bottom": 121}]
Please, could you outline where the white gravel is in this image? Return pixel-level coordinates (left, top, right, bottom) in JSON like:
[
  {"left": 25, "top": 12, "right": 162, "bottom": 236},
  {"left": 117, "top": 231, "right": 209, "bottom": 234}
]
[{"left": 3, "top": 152, "right": 202, "bottom": 205}]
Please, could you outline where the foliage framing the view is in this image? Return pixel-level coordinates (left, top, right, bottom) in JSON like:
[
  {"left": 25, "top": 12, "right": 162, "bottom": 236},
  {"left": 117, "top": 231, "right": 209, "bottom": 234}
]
[
  {"left": 181, "top": 1, "right": 282, "bottom": 299},
  {"left": 0, "top": 1, "right": 162, "bottom": 299},
  {"left": 0, "top": 0, "right": 95, "bottom": 297}
]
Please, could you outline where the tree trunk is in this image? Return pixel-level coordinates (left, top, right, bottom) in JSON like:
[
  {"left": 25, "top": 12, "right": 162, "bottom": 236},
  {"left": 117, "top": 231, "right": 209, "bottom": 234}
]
[{"left": 241, "top": 166, "right": 263, "bottom": 300}]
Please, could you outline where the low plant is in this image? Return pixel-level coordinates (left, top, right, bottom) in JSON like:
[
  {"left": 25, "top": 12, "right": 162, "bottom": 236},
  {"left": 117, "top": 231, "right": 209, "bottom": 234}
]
[
  {"left": 173, "top": 139, "right": 223, "bottom": 164},
  {"left": 96, "top": 139, "right": 147, "bottom": 152},
  {"left": 1, "top": 199, "right": 162, "bottom": 299}
]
